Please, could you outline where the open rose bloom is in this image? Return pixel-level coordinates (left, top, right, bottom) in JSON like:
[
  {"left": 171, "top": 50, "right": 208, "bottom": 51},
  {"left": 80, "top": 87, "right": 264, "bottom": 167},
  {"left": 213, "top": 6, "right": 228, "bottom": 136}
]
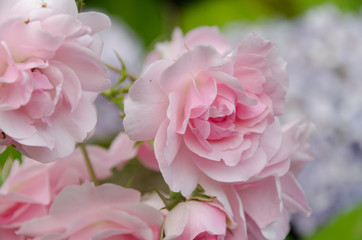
[
  {"left": 0, "top": 0, "right": 110, "bottom": 162},
  {"left": 124, "top": 27, "right": 289, "bottom": 195},
  {"left": 124, "top": 27, "right": 314, "bottom": 239},
  {"left": 0, "top": 1, "right": 314, "bottom": 239}
]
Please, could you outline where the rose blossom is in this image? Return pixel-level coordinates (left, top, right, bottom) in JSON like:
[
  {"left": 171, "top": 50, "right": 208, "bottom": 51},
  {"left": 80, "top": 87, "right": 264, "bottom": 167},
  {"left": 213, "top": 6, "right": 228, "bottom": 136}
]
[
  {"left": 124, "top": 27, "right": 288, "bottom": 195},
  {"left": 0, "top": 0, "right": 111, "bottom": 162},
  {"left": 164, "top": 200, "right": 228, "bottom": 240},
  {"left": 0, "top": 160, "right": 51, "bottom": 240},
  {"left": 199, "top": 120, "right": 314, "bottom": 240},
  {"left": 18, "top": 182, "right": 164, "bottom": 240},
  {"left": 0, "top": 132, "right": 137, "bottom": 239}
]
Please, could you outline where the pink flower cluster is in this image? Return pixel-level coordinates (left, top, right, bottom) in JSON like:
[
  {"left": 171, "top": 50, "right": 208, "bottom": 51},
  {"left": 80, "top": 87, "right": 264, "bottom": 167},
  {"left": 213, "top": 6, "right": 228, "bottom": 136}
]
[
  {"left": 124, "top": 27, "right": 314, "bottom": 239},
  {"left": 0, "top": 132, "right": 137, "bottom": 238},
  {"left": 0, "top": 0, "right": 110, "bottom": 162},
  {"left": 0, "top": 1, "right": 313, "bottom": 239}
]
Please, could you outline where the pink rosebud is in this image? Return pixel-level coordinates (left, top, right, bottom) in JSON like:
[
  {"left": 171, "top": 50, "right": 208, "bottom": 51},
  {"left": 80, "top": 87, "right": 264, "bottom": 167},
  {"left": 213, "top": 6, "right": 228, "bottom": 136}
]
[
  {"left": 124, "top": 27, "right": 288, "bottom": 195},
  {"left": 0, "top": 0, "right": 111, "bottom": 162},
  {"left": 18, "top": 182, "right": 164, "bottom": 240},
  {"left": 164, "top": 201, "right": 227, "bottom": 240}
]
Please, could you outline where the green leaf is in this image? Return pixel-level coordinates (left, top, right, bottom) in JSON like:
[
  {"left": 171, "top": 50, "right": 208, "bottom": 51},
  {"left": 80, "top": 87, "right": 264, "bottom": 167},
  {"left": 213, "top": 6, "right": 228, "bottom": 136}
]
[
  {"left": 0, "top": 146, "right": 21, "bottom": 167},
  {"left": 101, "top": 158, "right": 169, "bottom": 194},
  {"left": 0, "top": 147, "right": 22, "bottom": 186},
  {"left": 189, "top": 185, "right": 216, "bottom": 202},
  {"left": 304, "top": 204, "right": 362, "bottom": 240},
  {"left": 155, "top": 190, "right": 186, "bottom": 211}
]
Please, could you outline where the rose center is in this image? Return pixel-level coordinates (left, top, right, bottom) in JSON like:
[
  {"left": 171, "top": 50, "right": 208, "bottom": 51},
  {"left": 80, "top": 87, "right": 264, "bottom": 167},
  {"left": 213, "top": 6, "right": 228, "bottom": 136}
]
[
  {"left": 206, "top": 94, "right": 237, "bottom": 140},
  {"left": 194, "top": 232, "right": 219, "bottom": 240}
]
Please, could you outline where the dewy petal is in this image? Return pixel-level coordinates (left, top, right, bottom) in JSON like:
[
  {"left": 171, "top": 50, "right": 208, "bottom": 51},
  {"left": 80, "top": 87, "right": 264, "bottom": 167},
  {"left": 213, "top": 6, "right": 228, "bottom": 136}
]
[
  {"left": 280, "top": 173, "right": 311, "bottom": 216},
  {"left": 236, "top": 177, "right": 282, "bottom": 229},
  {"left": 0, "top": 19, "right": 64, "bottom": 61},
  {"left": 184, "top": 201, "right": 226, "bottom": 238},
  {"left": 124, "top": 60, "right": 171, "bottom": 141},
  {"left": 0, "top": 111, "right": 36, "bottom": 139},
  {"left": 184, "top": 26, "right": 231, "bottom": 55},
  {"left": 258, "top": 119, "right": 282, "bottom": 161},
  {"left": 183, "top": 78, "right": 213, "bottom": 123},
  {"left": 224, "top": 186, "right": 248, "bottom": 240},
  {"left": 23, "top": 91, "right": 54, "bottom": 119},
  {"left": 0, "top": 73, "right": 33, "bottom": 110},
  {"left": 165, "top": 201, "right": 227, "bottom": 240},
  {"left": 8, "top": 0, "right": 78, "bottom": 17},
  {"left": 50, "top": 183, "right": 140, "bottom": 220},
  {"left": 233, "top": 33, "right": 288, "bottom": 116},
  {"left": 41, "top": 14, "right": 84, "bottom": 38},
  {"left": 160, "top": 142, "right": 200, "bottom": 196},
  {"left": 18, "top": 183, "right": 162, "bottom": 239},
  {"left": 184, "top": 127, "right": 245, "bottom": 165},
  {"left": 164, "top": 202, "right": 189, "bottom": 240},
  {"left": 77, "top": 12, "right": 111, "bottom": 35},
  {"left": 236, "top": 100, "right": 266, "bottom": 120},
  {"left": 50, "top": 60, "right": 81, "bottom": 112},
  {"left": 106, "top": 132, "right": 137, "bottom": 168},
  {"left": 194, "top": 148, "right": 267, "bottom": 183},
  {"left": 211, "top": 70, "right": 256, "bottom": 106},
  {"left": 160, "top": 45, "right": 224, "bottom": 93},
  {"left": 233, "top": 66, "right": 266, "bottom": 95},
  {"left": 261, "top": 207, "right": 291, "bottom": 240},
  {"left": 20, "top": 93, "right": 98, "bottom": 162},
  {"left": 0, "top": 159, "right": 52, "bottom": 205},
  {"left": 53, "top": 42, "right": 110, "bottom": 92},
  {"left": 154, "top": 119, "right": 169, "bottom": 169}
]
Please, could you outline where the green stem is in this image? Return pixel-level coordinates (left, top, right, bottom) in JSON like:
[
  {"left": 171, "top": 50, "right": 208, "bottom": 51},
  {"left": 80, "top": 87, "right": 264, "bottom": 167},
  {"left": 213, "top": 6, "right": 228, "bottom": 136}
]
[
  {"left": 79, "top": 143, "right": 99, "bottom": 186},
  {"left": 159, "top": 221, "right": 165, "bottom": 240},
  {"left": 104, "top": 63, "right": 138, "bottom": 82}
]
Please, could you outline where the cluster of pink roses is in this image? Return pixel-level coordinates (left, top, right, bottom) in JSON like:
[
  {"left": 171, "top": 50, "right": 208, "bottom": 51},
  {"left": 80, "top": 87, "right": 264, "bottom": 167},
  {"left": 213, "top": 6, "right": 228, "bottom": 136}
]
[{"left": 0, "top": 0, "right": 313, "bottom": 239}]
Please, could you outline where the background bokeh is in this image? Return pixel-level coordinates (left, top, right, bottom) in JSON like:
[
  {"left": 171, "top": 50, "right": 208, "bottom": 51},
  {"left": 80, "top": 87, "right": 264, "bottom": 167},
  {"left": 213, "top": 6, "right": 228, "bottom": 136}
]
[{"left": 68, "top": 0, "right": 362, "bottom": 239}]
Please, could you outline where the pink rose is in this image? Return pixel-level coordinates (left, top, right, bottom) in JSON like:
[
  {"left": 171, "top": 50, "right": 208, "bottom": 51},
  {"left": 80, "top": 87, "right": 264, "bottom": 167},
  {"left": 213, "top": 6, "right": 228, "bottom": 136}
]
[
  {"left": 199, "top": 121, "right": 314, "bottom": 239},
  {"left": 18, "top": 182, "right": 164, "bottom": 240},
  {"left": 164, "top": 200, "right": 227, "bottom": 240},
  {"left": 0, "top": 0, "right": 111, "bottom": 162},
  {"left": 0, "top": 160, "right": 50, "bottom": 240},
  {"left": 124, "top": 28, "right": 288, "bottom": 195},
  {"left": 0, "top": 133, "right": 138, "bottom": 239}
]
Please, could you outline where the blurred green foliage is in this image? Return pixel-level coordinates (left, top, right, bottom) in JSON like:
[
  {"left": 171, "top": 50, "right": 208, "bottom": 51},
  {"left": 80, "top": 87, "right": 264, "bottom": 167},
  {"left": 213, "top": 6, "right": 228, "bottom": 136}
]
[
  {"left": 101, "top": 158, "right": 169, "bottom": 194},
  {"left": 85, "top": 0, "right": 166, "bottom": 47},
  {"left": 0, "top": 147, "right": 22, "bottom": 186},
  {"left": 84, "top": 0, "right": 361, "bottom": 47},
  {"left": 304, "top": 204, "right": 362, "bottom": 240},
  {"left": 0, "top": 146, "right": 21, "bottom": 167}
]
